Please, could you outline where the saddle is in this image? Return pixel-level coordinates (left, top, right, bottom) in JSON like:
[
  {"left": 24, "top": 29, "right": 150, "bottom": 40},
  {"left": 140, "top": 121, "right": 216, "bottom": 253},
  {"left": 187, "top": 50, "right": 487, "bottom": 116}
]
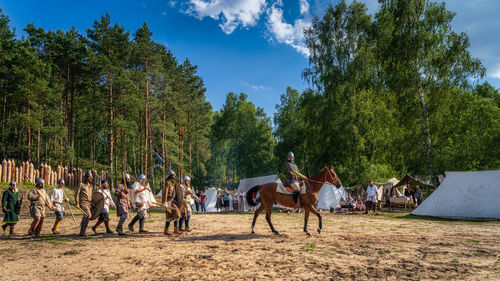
[{"left": 276, "top": 181, "right": 307, "bottom": 195}]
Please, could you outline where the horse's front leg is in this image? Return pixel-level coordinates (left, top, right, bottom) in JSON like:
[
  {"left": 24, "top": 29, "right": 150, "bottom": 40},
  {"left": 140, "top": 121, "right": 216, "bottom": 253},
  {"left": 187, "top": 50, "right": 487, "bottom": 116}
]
[
  {"left": 303, "top": 208, "right": 311, "bottom": 236},
  {"left": 310, "top": 206, "right": 322, "bottom": 234}
]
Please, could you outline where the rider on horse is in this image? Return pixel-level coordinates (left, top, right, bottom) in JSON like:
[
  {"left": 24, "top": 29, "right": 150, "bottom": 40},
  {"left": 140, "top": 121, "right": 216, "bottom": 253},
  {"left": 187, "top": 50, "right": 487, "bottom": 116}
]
[{"left": 283, "top": 151, "right": 307, "bottom": 206}]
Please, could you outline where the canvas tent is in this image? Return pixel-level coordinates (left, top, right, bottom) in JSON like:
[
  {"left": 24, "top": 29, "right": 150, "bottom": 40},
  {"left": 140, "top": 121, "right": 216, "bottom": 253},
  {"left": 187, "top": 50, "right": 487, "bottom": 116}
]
[
  {"left": 412, "top": 170, "right": 500, "bottom": 220},
  {"left": 316, "top": 184, "right": 348, "bottom": 210},
  {"left": 203, "top": 187, "right": 220, "bottom": 212}
]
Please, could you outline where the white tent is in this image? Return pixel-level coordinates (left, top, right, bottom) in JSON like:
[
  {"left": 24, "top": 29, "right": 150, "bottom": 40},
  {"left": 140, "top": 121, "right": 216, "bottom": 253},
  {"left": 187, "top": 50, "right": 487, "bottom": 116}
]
[
  {"left": 412, "top": 170, "right": 500, "bottom": 220},
  {"left": 237, "top": 174, "right": 281, "bottom": 211},
  {"left": 316, "top": 184, "right": 348, "bottom": 210},
  {"left": 203, "top": 187, "right": 219, "bottom": 212}
]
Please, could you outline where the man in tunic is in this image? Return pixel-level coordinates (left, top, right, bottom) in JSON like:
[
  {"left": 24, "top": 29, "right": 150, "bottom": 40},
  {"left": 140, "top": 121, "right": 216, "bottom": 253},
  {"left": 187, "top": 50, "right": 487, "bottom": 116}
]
[
  {"left": 2, "top": 181, "right": 20, "bottom": 235},
  {"left": 128, "top": 174, "right": 151, "bottom": 233},
  {"left": 92, "top": 180, "right": 116, "bottom": 234},
  {"left": 283, "top": 151, "right": 307, "bottom": 206},
  {"left": 179, "top": 175, "right": 199, "bottom": 232},
  {"left": 114, "top": 173, "right": 131, "bottom": 236},
  {"left": 75, "top": 170, "right": 94, "bottom": 236},
  {"left": 163, "top": 169, "right": 183, "bottom": 235},
  {"left": 28, "top": 178, "right": 54, "bottom": 238},
  {"left": 50, "top": 179, "right": 66, "bottom": 234},
  {"left": 364, "top": 181, "right": 378, "bottom": 214},
  {"left": 238, "top": 188, "right": 246, "bottom": 212}
]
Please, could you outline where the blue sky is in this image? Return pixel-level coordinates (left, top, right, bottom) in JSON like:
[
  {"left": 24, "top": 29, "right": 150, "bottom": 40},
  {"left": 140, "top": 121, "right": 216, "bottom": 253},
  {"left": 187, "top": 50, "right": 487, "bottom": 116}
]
[{"left": 1, "top": 0, "right": 500, "bottom": 117}]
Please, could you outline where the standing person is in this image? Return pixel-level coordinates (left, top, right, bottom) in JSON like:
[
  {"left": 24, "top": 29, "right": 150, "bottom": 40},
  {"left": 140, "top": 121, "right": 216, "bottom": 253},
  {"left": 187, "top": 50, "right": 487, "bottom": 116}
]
[
  {"left": 283, "top": 151, "right": 308, "bottom": 207},
  {"left": 238, "top": 188, "right": 246, "bottom": 212},
  {"left": 27, "top": 178, "right": 54, "bottom": 238},
  {"left": 223, "top": 188, "right": 230, "bottom": 213},
  {"left": 163, "top": 169, "right": 183, "bottom": 235},
  {"left": 194, "top": 190, "right": 200, "bottom": 213},
  {"left": 216, "top": 189, "right": 223, "bottom": 213},
  {"left": 364, "top": 181, "right": 378, "bottom": 214},
  {"left": 128, "top": 174, "right": 151, "bottom": 233},
  {"left": 50, "top": 179, "right": 65, "bottom": 234},
  {"left": 232, "top": 188, "right": 239, "bottom": 212},
  {"left": 75, "top": 170, "right": 94, "bottom": 236},
  {"left": 2, "top": 181, "right": 20, "bottom": 235},
  {"left": 199, "top": 190, "right": 207, "bottom": 213},
  {"left": 415, "top": 185, "right": 423, "bottom": 206},
  {"left": 92, "top": 180, "right": 116, "bottom": 234},
  {"left": 179, "top": 175, "right": 199, "bottom": 232}
]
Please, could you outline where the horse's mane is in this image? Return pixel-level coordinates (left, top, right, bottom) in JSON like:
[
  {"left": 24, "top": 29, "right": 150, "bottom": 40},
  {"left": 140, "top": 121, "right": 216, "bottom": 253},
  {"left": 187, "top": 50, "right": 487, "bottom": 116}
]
[{"left": 309, "top": 167, "right": 329, "bottom": 181}]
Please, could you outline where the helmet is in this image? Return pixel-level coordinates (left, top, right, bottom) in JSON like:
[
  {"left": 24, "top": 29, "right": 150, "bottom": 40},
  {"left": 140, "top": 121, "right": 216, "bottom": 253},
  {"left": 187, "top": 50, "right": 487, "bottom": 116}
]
[
  {"left": 9, "top": 180, "right": 16, "bottom": 186},
  {"left": 85, "top": 170, "right": 93, "bottom": 178},
  {"left": 183, "top": 175, "right": 190, "bottom": 182},
  {"left": 101, "top": 179, "right": 108, "bottom": 185},
  {"left": 167, "top": 169, "right": 176, "bottom": 176},
  {"left": 124, "top": 173, "right": 131, "bottom": 181},
  {"left": 287, "top": 151, "right": 295, "bottom": 161},
  {"left": 36, "top": 178, "right": 45, "bottom": 186},
  {"left": 138, "top": 174, "right": 146, "bottom": 181},
  {"left": 57, "top": 179, "right": 65, "bottom": 185}
]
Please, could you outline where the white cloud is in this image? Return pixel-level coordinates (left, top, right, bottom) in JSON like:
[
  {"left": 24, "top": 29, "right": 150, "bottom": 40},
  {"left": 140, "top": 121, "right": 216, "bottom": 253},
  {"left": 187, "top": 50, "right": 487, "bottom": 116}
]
[
  {"left": 242, "top": 80, "right": 271, "bottom": 91},
  {"left": 186, "top": 0, "right": 266, "bottom": 34},
  {"left": 266, "top": 3, "right": 310, "bottom": 57},
  {"left": 299, "top": 0, "right": 310, "bottom": 15}
]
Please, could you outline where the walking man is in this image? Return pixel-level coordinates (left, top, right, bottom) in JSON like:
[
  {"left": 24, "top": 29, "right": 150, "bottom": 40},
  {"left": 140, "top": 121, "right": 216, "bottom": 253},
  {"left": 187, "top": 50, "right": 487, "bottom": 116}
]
[
  {"left": 75, "top": 170, "right": 94, "bottom": 236},
  {"left": 50, "top": 179, "right": 65, "bottom": 234},
  {"left": 128, "top": 174, "right": 150, "bottom": 233},
  {"left": 163, "top": 169, "right": 183, "bottom": 235},
  {"left": 115, "top": 174, "right": 131, "bottom": 236},
  {"left": 2, "top": 181, "right": 20, "bottom": 235},
  {"left": 28, "top": 178, "right": 54, "bottom": 237}
]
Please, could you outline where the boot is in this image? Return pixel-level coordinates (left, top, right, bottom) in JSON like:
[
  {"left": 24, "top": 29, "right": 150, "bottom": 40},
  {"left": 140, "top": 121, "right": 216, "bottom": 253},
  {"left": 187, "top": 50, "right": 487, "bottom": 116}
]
[
  {"left": 9, "top": 224, "right": 15, "bottom": 235},
  {"left": 173, "top": 227, "right": 181, "bottom": 235},
  {"left": 164, "top": 228, "right": 171, "bottom": 236},
  {"left": 293, "top": 191, "right": 300, "bottom": 206},
  {"left": 106, "top": 229, "right": 114, "bottom": 234},
  {"left": 1, "top": 224, "right": 7, "bottom": 233},
  {"left": 185, "top": 226, "right": 191, "bottom": 232},
  {"left": 91, "top": 226, "right": 98, "bottom": 234},
  {"left": 128, "top": 216, "right": 139, "bottom": 232}
]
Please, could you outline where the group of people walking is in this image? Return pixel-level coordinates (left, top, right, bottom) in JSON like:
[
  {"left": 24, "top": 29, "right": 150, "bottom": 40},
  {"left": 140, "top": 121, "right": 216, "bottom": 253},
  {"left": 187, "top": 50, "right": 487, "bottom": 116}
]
[{"left": 1, "top": 169, "right": 200, "bottom": 238}]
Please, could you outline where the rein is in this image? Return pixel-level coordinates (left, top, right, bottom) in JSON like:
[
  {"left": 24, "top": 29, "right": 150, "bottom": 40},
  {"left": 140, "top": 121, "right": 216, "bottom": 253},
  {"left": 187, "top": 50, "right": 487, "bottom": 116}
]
[{"left": 305, "top": 168, "right": 338, "bottom": 185}]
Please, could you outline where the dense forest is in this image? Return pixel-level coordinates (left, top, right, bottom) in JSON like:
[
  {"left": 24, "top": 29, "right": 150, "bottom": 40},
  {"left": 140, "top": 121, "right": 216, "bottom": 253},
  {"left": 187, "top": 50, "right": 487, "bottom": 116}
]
[{"left": 1, "top": 0, "right": 499, "bottom": 189}]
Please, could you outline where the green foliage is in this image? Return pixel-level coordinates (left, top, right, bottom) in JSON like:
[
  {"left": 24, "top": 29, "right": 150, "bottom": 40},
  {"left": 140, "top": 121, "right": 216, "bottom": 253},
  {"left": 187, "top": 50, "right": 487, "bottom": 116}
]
[{"left": 274, "top": 0, "right": 500, "bottom": 186}]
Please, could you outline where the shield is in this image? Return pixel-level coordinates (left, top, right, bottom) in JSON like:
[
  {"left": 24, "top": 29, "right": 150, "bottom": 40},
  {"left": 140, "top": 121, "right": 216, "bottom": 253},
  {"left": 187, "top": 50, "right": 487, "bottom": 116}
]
[{"left": 90, "top": 191, "right": 105, "bottom": 220}]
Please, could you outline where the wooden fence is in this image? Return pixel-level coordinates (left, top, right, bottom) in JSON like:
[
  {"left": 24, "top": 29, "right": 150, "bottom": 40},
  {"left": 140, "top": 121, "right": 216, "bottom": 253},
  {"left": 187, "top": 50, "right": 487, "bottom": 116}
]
[{"left": 0, "top": 159, "right": 109, "bottom": 187}]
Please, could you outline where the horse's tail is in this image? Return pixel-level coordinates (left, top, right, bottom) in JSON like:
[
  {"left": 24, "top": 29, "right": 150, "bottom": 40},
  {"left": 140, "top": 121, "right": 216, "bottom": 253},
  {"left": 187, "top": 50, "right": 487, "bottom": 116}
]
[{"left": 246, "top": 185, "right": 261, "bottom": 206}]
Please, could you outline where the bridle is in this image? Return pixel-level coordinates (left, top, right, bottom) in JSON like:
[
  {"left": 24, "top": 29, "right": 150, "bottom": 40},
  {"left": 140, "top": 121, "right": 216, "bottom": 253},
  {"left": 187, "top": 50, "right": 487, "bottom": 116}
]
[{"left": 305, "top": 167, "right": 341, "bottom": 187}]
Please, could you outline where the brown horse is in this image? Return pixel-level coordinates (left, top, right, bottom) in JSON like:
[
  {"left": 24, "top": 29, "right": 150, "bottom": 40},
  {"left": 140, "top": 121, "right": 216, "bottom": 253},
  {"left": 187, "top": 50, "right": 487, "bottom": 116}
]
[{"left": 246, "top": 166, "right": 342, "bottom": 236}]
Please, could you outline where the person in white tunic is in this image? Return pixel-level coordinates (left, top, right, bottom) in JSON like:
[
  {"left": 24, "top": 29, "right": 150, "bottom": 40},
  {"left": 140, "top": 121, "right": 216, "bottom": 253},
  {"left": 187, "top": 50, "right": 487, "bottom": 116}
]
[
  {"left": 50, "top": 179, "right": 66, "bottom": 234},
  {"left": 364, "top": 181, "right": 378, "bottom": 214},
  {"left": 238, "top": 188, "right": 246, "bottom": 212},
  {"left": 92, "top": 180, "right": 116, "bottom": 234},
  {"left": 128, "top": 174, "right": 152, "bottom": 233}
]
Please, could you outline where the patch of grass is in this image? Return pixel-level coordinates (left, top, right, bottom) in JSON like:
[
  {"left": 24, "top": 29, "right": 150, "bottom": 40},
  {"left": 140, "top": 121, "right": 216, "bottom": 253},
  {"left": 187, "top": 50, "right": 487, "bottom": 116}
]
[
  {"left": 300, "top": 243, "right": 316, "bottom": 252},
  {"left": 407, "top": 272, "right": 414, "bottom": 277},
  {"left": 378, "top": 249, "right": 392, "bottom": 255},
  {"left": 0, "top": 248, "right": 17, "bottom": 254},
  {"left": 495, "top": 259, "right": 499, "bottom": 266},
  {"left": 451, "top": 258, "right": 459, "bottom": 264},
  {"left": 467, "top": 239, "right": 480, "bottom": 243},
  {"left": 331, "top": 247, "right": 346, "bottom": 254},
  {"left": 63, "top": 249, "right": 80, "bottom": 255},
  {"left": 465, "top": 253, "right": 472, "bottom": 257}
]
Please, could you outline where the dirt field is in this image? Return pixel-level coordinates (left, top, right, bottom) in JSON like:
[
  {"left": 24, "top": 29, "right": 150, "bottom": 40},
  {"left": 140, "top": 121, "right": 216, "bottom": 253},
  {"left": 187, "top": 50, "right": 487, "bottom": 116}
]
[{"left": 1, "top": 211, "right": 499, "bottom": 280}]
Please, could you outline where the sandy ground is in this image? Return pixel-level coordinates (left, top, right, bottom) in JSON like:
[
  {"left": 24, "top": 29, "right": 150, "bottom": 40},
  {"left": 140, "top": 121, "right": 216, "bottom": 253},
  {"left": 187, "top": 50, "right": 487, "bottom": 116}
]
[{"left": 0, "top": 210, "right": 499, "bottom": 281}]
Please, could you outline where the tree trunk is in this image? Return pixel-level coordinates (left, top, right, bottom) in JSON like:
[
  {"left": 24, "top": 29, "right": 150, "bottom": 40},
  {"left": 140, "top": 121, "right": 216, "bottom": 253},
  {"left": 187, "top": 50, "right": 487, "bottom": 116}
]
[
  {"left": 108, "top": 73, "right": 114, "bottom": 184},
  {"left": 417, "top": 85, "right": 433, "bottom": 175},
  {"left": 27, "top": 101, "right": 31, "bottom": 162},
  {"left": 143, "top": 63, "right": 149, "bottom": 175}
]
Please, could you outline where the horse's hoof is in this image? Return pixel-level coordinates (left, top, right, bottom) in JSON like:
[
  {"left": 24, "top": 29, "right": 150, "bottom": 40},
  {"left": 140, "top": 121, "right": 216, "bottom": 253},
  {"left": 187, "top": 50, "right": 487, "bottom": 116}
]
[
  {"left": 251, "top": 230, "right": 255, "bottom": 234},
  {"left": 317, "top": 229, "right": 321, "bottom": 234},
  {"left": 305, "top": 232, "right": 311, "bottom": 237},
  {"left": 273, "top": 231, "right": 281, "bottom": 236}
]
